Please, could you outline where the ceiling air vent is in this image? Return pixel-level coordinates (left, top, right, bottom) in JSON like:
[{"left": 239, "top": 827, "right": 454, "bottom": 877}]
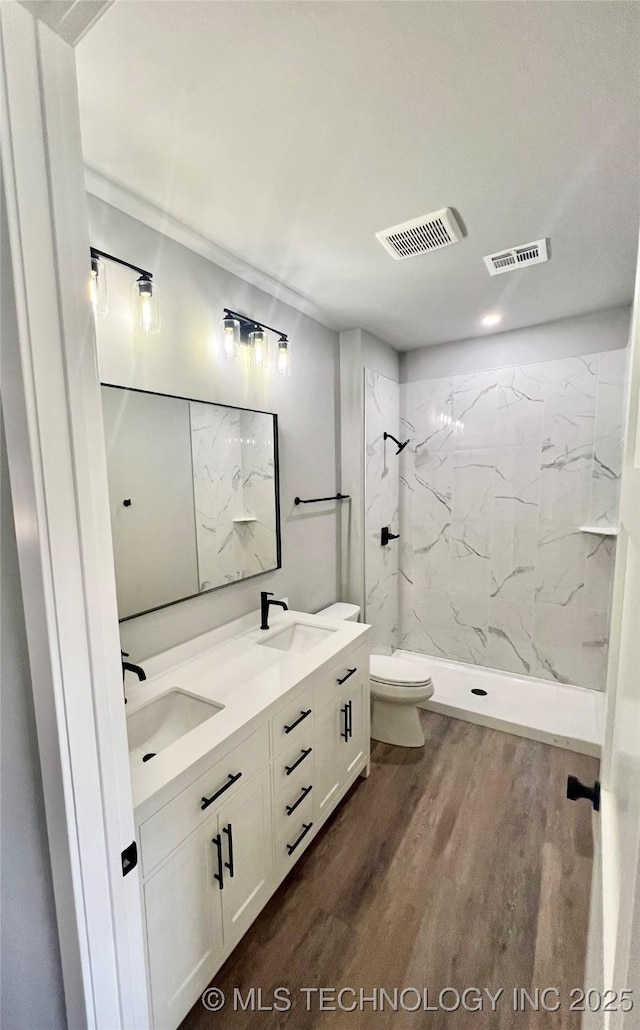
[
  {"left": 484, "top": 238, "right": 549, "bottom": 276},
  {"left": 376, "top": 208, "right": 465, "bottom": 260}
]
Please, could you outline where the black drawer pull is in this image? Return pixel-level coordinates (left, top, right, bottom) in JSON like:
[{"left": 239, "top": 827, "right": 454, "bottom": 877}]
[
  {"left": 286, "top": 784, "right": 312, "bottom": 816},
  {"left": 223, "top": 823, "right": 234, "bottom": 878},
  {"left": 340, "top": 703, "right": 349, "bottom": 741},
  {"left": 285, "top": 747, "right": 312, "bottom": 776},
  {"left": 201, "top": 771, "right": 242, "bottom": 810},
  {"left": 347, "top": 699, "right": 353, "bottom": 741},
  {"left": 337, "top": 667, "right": 357, "bottom": 685},
  {"left": 284, "top": 708, "right": 312, "bottom": 734},
  {"left": 212, "top": 833, "right": 224, "bottom": 890},
  {"left": 287, "top": 821, "right": 313, "bottom": 856}
]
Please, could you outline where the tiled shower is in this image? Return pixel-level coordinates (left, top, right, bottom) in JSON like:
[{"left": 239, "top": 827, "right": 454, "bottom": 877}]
[{"left": 364, "top": 348, "right": 627, "bottom": 692}]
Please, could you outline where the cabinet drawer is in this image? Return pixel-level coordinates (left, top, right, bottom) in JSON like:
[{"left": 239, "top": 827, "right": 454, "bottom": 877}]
[
  {"left": 313, "top": 644, "right": 369, "bottom": 711},
  {"left": 140, "top": 725, "right": 269, "bottom": 876},
  {"left": 270, "top": 686, "right": 314, "bottom": 756},
  {"left": 272, "top": 732, "right": 314, "bottom": 798},
  {"left": 275, "top": 802, "right": 315, "bottom": 881},
  {"left": 273, "top": 767, "right": 314, "bottom": 839}
]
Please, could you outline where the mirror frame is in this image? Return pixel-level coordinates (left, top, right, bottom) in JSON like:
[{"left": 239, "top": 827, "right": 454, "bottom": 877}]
[{"left": 101, "top": 382, "right": 282, "bottom": 622}]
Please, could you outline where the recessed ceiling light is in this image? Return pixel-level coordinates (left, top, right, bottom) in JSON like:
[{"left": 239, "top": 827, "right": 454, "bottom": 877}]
[{"left": 481, "top": 312, "right": 502, "bottom": 327}]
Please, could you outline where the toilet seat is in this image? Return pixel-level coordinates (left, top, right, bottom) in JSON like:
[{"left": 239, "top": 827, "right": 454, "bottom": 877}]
[{"left": 370, "top": 654, "right": 432, "bottom": 689}]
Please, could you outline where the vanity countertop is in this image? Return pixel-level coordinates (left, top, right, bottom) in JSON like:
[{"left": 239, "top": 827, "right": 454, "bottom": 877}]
[{"left": 125, "top": 608, "right": 370, "bottom": 822}]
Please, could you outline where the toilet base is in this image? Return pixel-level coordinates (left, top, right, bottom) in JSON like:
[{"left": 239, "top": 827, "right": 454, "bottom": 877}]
[{"left": 371, "top": 697, "right": 425, "bottom": 748}]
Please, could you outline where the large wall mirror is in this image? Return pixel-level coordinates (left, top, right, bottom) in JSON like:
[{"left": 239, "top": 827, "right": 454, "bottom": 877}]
[{"left": 101, "top": 384, "right": 281, "bottom": 621}]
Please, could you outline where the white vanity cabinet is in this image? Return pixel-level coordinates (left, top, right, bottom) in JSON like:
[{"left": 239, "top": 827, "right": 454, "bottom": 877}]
[
  {"left": 136, "top": 630, "right": 370, "bottom": 1030},
  {"left": 144, "top": 763, "right": 272, "bottom": 1030}
]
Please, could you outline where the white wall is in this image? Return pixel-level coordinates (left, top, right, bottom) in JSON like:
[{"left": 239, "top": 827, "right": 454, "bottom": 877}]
[
  {"left": 339, "top": 328, "right": 400, "bottom": 612},
  {"left": 90, "top": 195, "right": 341, "bottom": 659},
  {"left": 1, "top": 416, "right": 67, "bottom": 1029},
  {"left": 401, "top": 306, "right": 631, "bottom": 383}
]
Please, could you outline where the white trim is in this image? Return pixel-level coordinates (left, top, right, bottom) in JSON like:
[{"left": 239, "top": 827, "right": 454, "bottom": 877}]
[
  {"left": 1, "top": 6, "right": 149, "bottom": 1027},
  {"left": 85, "top": 166, "right": 342, "bottom": 332}
]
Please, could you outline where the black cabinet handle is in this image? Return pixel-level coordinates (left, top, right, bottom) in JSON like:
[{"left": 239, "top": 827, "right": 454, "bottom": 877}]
[
  {"left": 201, "top": 771, "right": 242, "bottom": 810},
  {"left": 340, "top": 703, "right": 349, "bottom": 741},
  {"left": 337, "top": 667, "right": 357, "bottom": 685},
  {"left": 212, "top": 833, "right": 224, "bottom": 890},
  {"left": 223, "top": 823, "right": 234, "bottom": 878},
  {"left": 287, "top": 822, "right": 313, "bottom": 856},
  {"left": 284, "top": 708, "right": 312, "bottom": 734},
  {"left": 286, "top": 785, "right": 312, "bottom": 816},
  {"left": 285, "top": 747, "right": 312, "bottom": 776},
  {"left": 347, "top": 699, "right": 353, "bottom": 741}
]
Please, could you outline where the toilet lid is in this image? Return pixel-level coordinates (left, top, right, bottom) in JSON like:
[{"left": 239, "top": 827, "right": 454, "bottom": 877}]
[{"left": 370, "top": 654, "right": 432, "bottom": 688}]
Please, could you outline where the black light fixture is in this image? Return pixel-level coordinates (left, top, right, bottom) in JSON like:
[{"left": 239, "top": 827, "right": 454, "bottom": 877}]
[
  {"left": 89, "top": 247, "right": 160, "bottom": 335},
  {"left": 220, "top": 308, "right": 291, "bottom": 375}
]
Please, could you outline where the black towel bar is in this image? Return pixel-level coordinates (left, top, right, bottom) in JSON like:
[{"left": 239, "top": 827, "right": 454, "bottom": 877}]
[{"left": 294, "top": 493, "right": 350, "bottom": 505}]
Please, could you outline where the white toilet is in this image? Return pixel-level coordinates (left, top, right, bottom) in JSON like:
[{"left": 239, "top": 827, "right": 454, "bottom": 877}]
[{"left": 317, "top": 603, "right": 434, "bottom": 748}]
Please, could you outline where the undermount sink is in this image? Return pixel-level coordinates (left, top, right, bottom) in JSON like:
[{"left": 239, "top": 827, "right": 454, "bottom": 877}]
[
  {"left": 127, "top": 690, "right": 223, "bottom": 764},
  {"left": 259, "top": 622, "right": 337, "bottom": 653}
]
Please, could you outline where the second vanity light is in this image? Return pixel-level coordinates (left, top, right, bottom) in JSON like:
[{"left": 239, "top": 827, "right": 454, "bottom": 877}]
[
  {"left": 90, "top": 247, "right": 161, "bottom": 336},
  {"left": 221, "top": 308, "right": 291, "bottom": 375}
]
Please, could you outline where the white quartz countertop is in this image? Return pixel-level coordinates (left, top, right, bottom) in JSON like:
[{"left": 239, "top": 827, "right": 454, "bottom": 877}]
[{"left": 125, "top": 608, "right": 370, "bottom": 821}]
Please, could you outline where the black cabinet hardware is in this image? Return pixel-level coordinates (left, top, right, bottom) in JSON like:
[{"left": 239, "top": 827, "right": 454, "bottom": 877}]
[
  {"left": 212, "top": 833, "right": 224, "bottom": 890},
  {"left": 337, "top": 667, "right": 357, "bottom": 685},
  {"left": 201, "top": 771, "right": 242, "bottom": 810},
  {"left": 285, "top": 747, "right": 312, "bottom": 775},
  {"left": 381, "top": 526, "right": 400, "bottom": 546},
  {"left": 340, "top": 700, "right": 353, "bottom": 742},
  {"left": 287, "top": 822, "right": 313, "bottom": 855},
  {"left": 223, "top": 823, "right": 234, "bottom": 878},
  {"left": 340, "top": 703, "right": 349, "bottom": 741},
  {"left": 567, "top": 775, "right": 601, "bottom": 811},
  {"left": 347, "top": 699, "right": 353, "bottom": 740},
  {"left": 123, "top": 498, "right": 132, "bottom": 507},
  {"left": 284, "top": 709, "right": 312, "bottom": 733},
  {"left": 121, "top": 841, "right": 138, "bottom": 877},
  {"left": 286, "top": 785, "right": 312, "bottom": 816},
  {"left": 294, "top": 493, "right": 349, "bottom": 506}
]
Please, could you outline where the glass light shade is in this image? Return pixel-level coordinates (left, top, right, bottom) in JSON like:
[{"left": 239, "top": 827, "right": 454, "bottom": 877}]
[
  {"left": 89, "top": 256, "right": 108, "bottom": 318},
  {"left": 277, "top": 337, "right": 291, "bottom": 376},
  {"left": 221, "top": 316, "right": 241, "bottom": 359},
  {"left": 249, "top": 327, "right": 268, "bottom": 369},
  {"left": 133, "top": 276, "right": 160, "bottom": 335}
]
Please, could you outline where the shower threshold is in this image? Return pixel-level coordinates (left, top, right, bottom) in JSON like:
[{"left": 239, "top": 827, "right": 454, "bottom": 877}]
[{"left": 395, "top": 650, "right": 604, "bottom": 757}]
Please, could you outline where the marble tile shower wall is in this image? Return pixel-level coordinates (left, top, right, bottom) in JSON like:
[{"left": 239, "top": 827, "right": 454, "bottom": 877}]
[
  {"left": 364, "top": 370, "right": 400, "bottom": 654},
  {"left": 398, "top": 349, "right": 627, "bottom": 690}
]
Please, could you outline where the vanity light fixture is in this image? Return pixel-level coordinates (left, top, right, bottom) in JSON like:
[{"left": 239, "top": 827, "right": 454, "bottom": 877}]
[
  {"left": 221, "top": 308, "right": 291, "bottom": 374},
  {"left": 481, "top": 312, "right": 502, "bottom": 328},
  {"left": 89, "top": 247, "right": 160, "bottom": 335}
]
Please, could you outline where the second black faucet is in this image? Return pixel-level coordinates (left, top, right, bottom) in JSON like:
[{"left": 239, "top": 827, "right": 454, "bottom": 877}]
[{"left": 260, "top": 591, "right": 288, "bottom": 630}]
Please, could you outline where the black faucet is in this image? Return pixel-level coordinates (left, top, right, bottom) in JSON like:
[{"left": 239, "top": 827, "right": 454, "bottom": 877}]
[
  {"left": 260, "top": 591, "right": 288, "bottom": 631},
  {"left": 121, "top": 650, "right": 146, "bottom": 704}
]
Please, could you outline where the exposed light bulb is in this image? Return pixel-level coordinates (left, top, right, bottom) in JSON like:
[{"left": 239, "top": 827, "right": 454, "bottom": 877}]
[
  {"left": 133, "top": 276, "right": 160, "bottom": 335},
  {"left": 249, "top": 327, "right": 267, "bottom": 369},
  {"left": 481, "top": 312, "right": 502, "bottom": 328},
  {"left": 220, "top": 315, "right": 240, "bottom": 359},
  {"left": 89, "top": 255, "right": 108, "bottom": 318},
  {"left": 277, "top": 336, "right": 291, "bottom": 376}
]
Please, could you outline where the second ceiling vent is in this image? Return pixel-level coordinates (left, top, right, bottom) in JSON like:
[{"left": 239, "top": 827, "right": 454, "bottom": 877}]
[
  {"left": 376, "top": 208, "right": 465, "bottom": 260},
  {"left": 484, "top": 238, "right": 549, "bottom": 276}
]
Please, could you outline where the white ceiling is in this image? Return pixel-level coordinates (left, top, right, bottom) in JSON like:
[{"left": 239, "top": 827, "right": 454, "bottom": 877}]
[{"left": 76, "top": 1, "right": 640, "bottom": 350}]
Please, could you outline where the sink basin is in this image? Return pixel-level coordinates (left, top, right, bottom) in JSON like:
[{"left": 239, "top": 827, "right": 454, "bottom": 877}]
[
  {"left": 259, "top": 622, "right": 337, "bottom": 653},
  {"left": 127, "top": 690, "right": 223, "bottom": 764}
]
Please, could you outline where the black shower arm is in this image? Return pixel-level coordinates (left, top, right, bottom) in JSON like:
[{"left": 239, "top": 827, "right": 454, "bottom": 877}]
[{"left": 383, "top": 432, "right": 410, "bottom": 455}]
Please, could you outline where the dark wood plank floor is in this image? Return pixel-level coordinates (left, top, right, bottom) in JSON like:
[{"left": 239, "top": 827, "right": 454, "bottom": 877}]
[{"left": 180, "top": 712, "right": 598, "bottom": 1030}]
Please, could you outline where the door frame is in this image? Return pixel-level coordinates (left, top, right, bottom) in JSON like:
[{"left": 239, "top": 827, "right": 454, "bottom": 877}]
[{"left": 1, "top": 5, "right": 149, "bottom": 1026}]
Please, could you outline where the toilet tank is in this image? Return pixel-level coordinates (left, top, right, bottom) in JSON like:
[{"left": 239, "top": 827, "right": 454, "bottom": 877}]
[{"left": 317, "top": 602, "right": 361, "bottom": 622}]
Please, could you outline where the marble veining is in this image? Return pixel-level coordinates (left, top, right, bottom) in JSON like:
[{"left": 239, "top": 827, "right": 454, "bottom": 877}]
[{"left": 398, "top": 349, "right": 628, "bottom": 691}]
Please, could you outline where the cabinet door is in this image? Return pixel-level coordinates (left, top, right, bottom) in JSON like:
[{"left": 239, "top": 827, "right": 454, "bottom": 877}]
[
  {"left": 144, "top": 817, "right": 223, "bottom": 1030},
  {"left": 339, "top": 677, "right": 367, "bottom": 781},
  {"left": 217, "top": 767, "right": 273, "bottom": 949},
  {"left": 314, "top": 702, "right": 342, "bottom": 820}
]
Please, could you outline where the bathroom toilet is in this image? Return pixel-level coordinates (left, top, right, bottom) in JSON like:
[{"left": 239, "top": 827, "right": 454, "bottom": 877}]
[{"left": 318, "top": 603, "right": 434, "bottom": 748}]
